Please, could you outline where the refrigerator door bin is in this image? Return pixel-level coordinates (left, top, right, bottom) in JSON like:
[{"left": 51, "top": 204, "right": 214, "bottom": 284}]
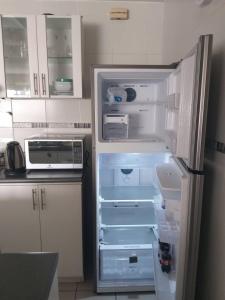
[
  {"left": 100, "top": 245, "right": 154, "bottom": 281},
  {"left": 158, "top": 223, "right": 179, "bottom": 245},
  {"left": 165, "top": 199, "right": 181, "bottom": 223},
  {"left": 101, "top": 202, "right": 155, "bottom": 226},
  {"left": 153, "top": 242, "right": 175, "bottom": 300},
  {"left": 100, "top": 227, "right": 156, "bottom": 245},
  {"left": 156, "top": 163, "right": 181, "bottom": 200}
]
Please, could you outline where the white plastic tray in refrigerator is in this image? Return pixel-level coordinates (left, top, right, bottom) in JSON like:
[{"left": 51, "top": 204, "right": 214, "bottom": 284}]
[
  {"left": 100, "top": 245, "right": 154, "bottom": 281},
  {"left": 155, "top": 163, "right": 181, "bottom": 201}
]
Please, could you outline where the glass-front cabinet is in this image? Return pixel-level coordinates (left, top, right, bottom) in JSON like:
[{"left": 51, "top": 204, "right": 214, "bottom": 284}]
[
  {"left": 0, "top": 15, "right": 82, "bottom": 99},
  {"left": 37, "top": 15, "right": 82, "bottom": 98},
  {"left": 1, "top": 16, "right": 39, "bottom": 98}
]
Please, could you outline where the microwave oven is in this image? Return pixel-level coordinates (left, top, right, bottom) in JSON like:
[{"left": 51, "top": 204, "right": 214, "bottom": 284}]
[{"left": 24, "top": 135, "right": 84, "bottom": 170}]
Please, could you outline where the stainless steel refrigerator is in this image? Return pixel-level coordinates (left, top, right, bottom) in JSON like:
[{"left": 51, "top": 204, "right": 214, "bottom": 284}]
[{"left": 91, "top": 35, "right": 212, "bottom": 300}]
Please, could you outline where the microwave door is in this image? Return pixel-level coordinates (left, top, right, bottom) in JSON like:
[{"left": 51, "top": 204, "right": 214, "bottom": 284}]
[
  {"left": 165, "top": 35, "right": 212, "bottom": 171},
  {"left": 25, "top": 140, "right": 83, "bottom": 169}
]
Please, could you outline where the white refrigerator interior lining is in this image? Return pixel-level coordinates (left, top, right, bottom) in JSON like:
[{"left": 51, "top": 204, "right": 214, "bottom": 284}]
[{"left": 98, "top": 153, "right": 186, "bottom": 295}]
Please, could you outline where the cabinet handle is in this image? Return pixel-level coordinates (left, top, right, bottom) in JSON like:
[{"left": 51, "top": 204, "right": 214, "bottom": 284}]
[
  {"left": 33, "top": 73, "right": 38, "bottom": 95},
  {"left": 32, "top": 189, "right": 38, "bottom": 210},
  {"left": 40, "top": 188, "right": 46, "bottom": 210},
  {"left": 41, "top": 73, "right": 47, "bottom": 95}
]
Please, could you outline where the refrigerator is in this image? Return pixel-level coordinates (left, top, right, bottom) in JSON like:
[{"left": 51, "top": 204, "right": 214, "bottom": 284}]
[{"left": 91, "top": 35, "right": 212, "bottom": 300}]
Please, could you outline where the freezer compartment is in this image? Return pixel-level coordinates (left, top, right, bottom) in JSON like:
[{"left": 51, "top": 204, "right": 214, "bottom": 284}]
[
  {"left": 101, "top": 202, "right": 155, "bottom": 226},
  {"left": 100, "top": 227, "right": 156, "bottom": 245},
  {"left": 155, "top": 163, "right": 181, "bottom": 201},
  {"left": 100, "top": 186, "right": 159, "bottom": 201},
  {"left": 100, "top": 246, "right": 154, "bottom": 281}
]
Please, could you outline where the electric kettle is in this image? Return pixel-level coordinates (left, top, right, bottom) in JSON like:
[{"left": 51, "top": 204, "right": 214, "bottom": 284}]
[{"left": 5, "top": 141, "right": 26, "bottom": 176}]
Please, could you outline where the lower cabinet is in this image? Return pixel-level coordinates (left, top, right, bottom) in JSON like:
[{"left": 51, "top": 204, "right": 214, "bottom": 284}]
[
  {"left": 0, "top": 184, "right": 41, "bottom": 252},
  {"left": 0, "top": 182, "right": 83, "bottom": 281}
]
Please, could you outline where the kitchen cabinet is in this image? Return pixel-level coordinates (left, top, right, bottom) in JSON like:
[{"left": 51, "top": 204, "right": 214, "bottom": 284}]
[
  {"left": 40, "top": 183, "right": 83, "bottom": 279},
  {"left": 0, "top": 184, "right": 41, "bottom": 252},
  {"left": 1, "top": 16, "right": 39, "bottom": 98},
  {"left": 0, "top": 15, "right": 82, "bottom": 99},
  {"left": 0, "top": 182, "right": 83, "bottom": 281}
]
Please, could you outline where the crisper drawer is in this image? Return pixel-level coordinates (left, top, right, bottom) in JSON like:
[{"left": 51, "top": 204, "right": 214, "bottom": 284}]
[
  {"left": 101, "top": 202, "right": 155, "bottom": 225},
  {"left": 100, "top": 246, "right": 154, "bottom": 281}
]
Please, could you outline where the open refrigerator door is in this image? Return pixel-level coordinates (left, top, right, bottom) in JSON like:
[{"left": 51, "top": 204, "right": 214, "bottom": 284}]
[
  {"left": 153, "top": 157, "right": 204, "bottom": 300},
  {"left": 164, "top": 35, "right": 212, "bottom": 171}
]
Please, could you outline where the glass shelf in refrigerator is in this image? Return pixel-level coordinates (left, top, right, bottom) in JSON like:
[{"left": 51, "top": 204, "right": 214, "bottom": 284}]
[
  {"left": 100, "top": 227, "right": 156, "bottom": 246},
  {"left": 100, "top": 201, "right": 156, "bottom": 226},
  {"left": 100, "top": 186, "right": 159, "bottom": 202}
]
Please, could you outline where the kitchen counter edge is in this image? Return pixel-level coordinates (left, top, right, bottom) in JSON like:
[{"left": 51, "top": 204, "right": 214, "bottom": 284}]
[{"left": 0, "top": 169, "right": 83, "bottom": 184}]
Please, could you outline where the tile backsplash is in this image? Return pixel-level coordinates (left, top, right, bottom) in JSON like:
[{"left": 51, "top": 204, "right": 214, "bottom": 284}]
[{"left": 0, "top": 99, "right": 92, "bottom": 151}]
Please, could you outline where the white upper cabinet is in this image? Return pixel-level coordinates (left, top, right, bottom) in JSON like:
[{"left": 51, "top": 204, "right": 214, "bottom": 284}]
[
  {"left": 1, "top": 15, "right": 39, "bottom": 98},
  {"left": 37, "top": 15, "right": 82, "bottom": 99},
  {"left": 0, "top": 15, "right": 82, "bottom": 99}
]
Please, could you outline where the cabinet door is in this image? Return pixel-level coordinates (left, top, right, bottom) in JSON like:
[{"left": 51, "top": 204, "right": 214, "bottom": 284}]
[
  {"left": 1, "top": 15, "right": 40, "bottom": 98},
  {"left": 37, "top": 15, "right": 82, "bottom": 98},
  {"left": 0, "top": 16, "right": 6, "bottom": 98},
  {"left": 39, "top": 183, "right": 83, "bottom": 279},
  {"left": 0, "top": 184, "right": 41, "bottom": 252}
]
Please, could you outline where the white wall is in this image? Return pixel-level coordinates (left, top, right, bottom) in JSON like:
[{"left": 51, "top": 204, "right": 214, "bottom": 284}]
[
  {"left": 0, "top": 0, "right": 164, "bottom": 150},
  {"left": 163, "top": 1, "right": 225, "bottom": 299}
]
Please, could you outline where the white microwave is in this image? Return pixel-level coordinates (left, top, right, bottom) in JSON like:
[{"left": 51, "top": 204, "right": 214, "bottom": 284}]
[{"left": 24, "top": 135, "right": 84, "bottom": 170}]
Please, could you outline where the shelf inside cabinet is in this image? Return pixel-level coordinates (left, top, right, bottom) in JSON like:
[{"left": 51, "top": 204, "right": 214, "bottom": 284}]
[
  {"left": 48, "top": 56, "right": 72, "bottom": 59},
  {"left": 153, "top": 242, "right": 175, "bottom": 300},
  {"left": 100, "top": 186, "right": 159, "bottom": 202},
  {"left": 101, "top": 224, "right": 157, "bottom": 229},
  {"left": 103, "top": 100, "right": 168, "bottom": 106}
]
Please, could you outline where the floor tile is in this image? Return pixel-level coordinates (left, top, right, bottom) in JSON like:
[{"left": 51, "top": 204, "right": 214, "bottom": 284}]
[
  {"left": 76, "top": 290, "right": 116, "bottom": 300},
  {"left": 59, "top": 291, "right": 75, "bottom": 300},
  {"left": 116, "top": 293, "right": 156, "bottom": 300},
  {"left": 59, "top": 282, "right": 77, "bottom": 292}
]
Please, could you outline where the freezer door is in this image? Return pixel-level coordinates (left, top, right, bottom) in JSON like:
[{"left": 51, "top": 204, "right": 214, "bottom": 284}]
[{"left": 166, "top": 35, "right": 212, "bottom": 171}]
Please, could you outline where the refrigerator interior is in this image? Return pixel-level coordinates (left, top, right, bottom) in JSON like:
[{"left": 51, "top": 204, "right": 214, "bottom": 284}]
[{"left": 97, "top": 152, "right": 183, "bottom": 296}]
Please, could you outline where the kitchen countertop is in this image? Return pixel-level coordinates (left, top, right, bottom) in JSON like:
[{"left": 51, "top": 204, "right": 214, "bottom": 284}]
[
  {"left": 0, "top": 169, "right": 83, "bottom": 183},
  {"left": 0, "top": 252, "right": 58, "bottom": 300}
]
